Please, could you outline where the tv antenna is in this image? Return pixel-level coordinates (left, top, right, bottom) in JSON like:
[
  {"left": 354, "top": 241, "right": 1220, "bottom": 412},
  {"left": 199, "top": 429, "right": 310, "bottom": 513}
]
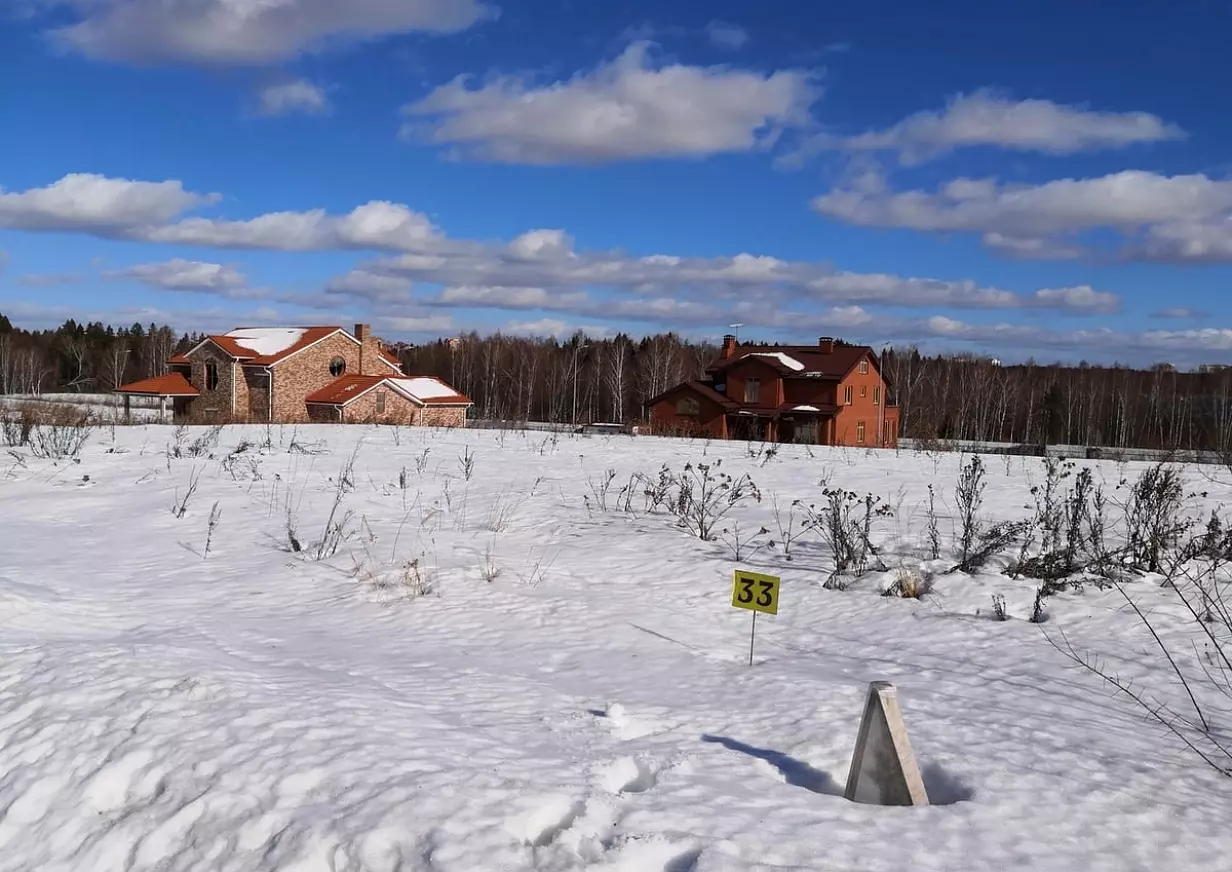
[{"left": 729, "top": 322, "right": 744, "bottom": 340}]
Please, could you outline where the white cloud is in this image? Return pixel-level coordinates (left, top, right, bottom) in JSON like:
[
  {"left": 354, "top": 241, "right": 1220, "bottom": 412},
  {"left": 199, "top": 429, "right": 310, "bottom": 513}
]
[
  {"left": 706, "top": 21, "right": 749, "bottom": 50},
  {"left": 324, "top": 270, "right": 413, "bottom": 300},
  {"left": 0, "top": 172, "right": 1132, "bottom": 314},
  {"left": 44, "top": 0, "right": 494, "bottom": 65},
  {"left": 1029, "top": 286, "right": 1120, "bottom": 313},
  {"left": 0, "top": 173, "right": 215, "bottom": 233},
  {"left": 374, "top": 314, "right": 456, "bottom": 334},
  {"left": 256, "top": 79, "right": 330, "bottom": 116},
  {"left": 828, "top": 90, "right": 1183, "bottom": 165},
  {"left": 107, "top": 258, "right": 268, "bottom": 299},
  {"left": 0, "top": 249, "right": 8, "bottom": 274},
  {"left": 813, "top": 170, "right": 1232, "bottom": 262},
  {"left": 502, "top": 318, "right": 570, "bottom": 337},
  {"left": 981, "top": 232, "right": 1086, "bottom": 261},
  {"left": 401, "top": 42, "right": 818, "bottom": 164},
  {"left": 1133, "top": 219, "right": 1232, "bottom": 263},
  {"left": 147, "top": 201, "right": 440, "bottom": 251},
  {"left": 1153, "top": 307, "right": 1206, "bottom": 319}
]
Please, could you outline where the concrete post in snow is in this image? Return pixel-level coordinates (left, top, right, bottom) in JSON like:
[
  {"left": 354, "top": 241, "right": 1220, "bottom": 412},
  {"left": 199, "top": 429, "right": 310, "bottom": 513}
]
[{"left": 844, "top": 681, "right": 929, "bottom": 806}]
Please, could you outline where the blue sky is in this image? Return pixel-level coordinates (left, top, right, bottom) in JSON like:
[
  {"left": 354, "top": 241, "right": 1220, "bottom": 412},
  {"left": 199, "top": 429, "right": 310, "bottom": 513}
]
[{"left": 2, "top": 0, "right": 1231, "bottom": 364}]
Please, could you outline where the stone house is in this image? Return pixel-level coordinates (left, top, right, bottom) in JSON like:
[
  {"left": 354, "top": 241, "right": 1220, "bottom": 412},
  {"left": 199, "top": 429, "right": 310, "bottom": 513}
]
[
  {"left": 646, "top": 336, "right": 900, "bottom": 447},
  {"left": 116, "top": 324, "right": 471, "bottom": 425}
]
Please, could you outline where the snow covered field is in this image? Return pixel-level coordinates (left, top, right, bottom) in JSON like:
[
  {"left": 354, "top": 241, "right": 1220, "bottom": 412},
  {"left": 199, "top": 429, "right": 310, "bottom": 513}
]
[
  {"left": 1, "top": 424, "right": 1230, "bottom": 871},
  {"left": 1, "top": 393, "right": 165, "bottom": 424}
]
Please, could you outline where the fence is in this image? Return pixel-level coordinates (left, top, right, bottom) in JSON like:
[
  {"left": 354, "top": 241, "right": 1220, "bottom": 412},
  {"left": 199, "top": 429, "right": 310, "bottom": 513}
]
[{"left": 899, "top": 438, "right": 1225, "bottom": 466}]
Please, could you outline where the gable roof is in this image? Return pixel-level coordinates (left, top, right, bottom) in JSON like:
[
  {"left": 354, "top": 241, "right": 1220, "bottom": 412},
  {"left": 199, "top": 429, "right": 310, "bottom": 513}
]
[
  {"left": 378, "top": 347, "right": 404, "bottom": 373},
  {"left": 305, "top": 374, "right": 471, "bottom": 407},
  {"left": 172, "top": 326, "right": 356, "bottom": 367},
  {"left": 115, "top": 372, "right": 200, "bottom": 397},
  {"left": 707, "top": 343, "right": 874, "bottom": 380},
  {"left": 646, "top": 380, "right": 739, "bottom": 410}
]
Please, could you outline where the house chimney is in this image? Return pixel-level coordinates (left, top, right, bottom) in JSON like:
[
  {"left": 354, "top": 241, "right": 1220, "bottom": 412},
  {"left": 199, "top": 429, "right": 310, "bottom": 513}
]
[
  {"left": 818, "top": 336, "right": 835, "bottom": 354},
  {"left": 355, "top": 323, "right": 371, "bottom": 373},
  {"left": 721, "top": 334, "right": 738, "bottom": 358}
]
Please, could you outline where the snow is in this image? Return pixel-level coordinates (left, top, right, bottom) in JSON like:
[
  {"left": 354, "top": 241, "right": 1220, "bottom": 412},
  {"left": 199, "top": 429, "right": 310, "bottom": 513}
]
[
  {"left": 393, "top": 376, "right": 463, "bottom": 401},
  {"left": 791, "top": 404, "right": 821, "bottom": 412},
  {"left": 225, "top": 328, "right": 308, "bottom": 357},
  {"left": 2, "top": 426, "right": 1231, "bottom": 871},
  {"left": 748, "top": 352, "right": 805, "bottom": 372}
]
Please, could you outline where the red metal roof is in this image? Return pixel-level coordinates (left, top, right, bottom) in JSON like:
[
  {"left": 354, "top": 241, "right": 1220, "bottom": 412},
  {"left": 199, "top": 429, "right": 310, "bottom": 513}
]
[
  {"left": 305, "top": 374, "right": 471, "bottom": 407},
  {"left": 707, "top": 343, "right": 874, "bottom": 380},
  {"left": 116, "top": 372, "right": 200, "bottom": 396},
  {"left": 304, "top": 375, "right": 386, "bottom": 405}
]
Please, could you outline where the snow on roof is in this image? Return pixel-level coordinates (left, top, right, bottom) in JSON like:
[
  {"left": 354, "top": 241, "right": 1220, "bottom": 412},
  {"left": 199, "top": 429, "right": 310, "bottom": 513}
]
[
  {"left": 395, "top": 377, "right": 462, "bottom": 400},
  {"left": 225, "top": 328, "right": 308, "bottom": 357},
  {"left": 749, "top": 352, "right": 805, "bottom": 372},
  {"left": 792, "top": 404, "right": 821, "bottom": 412}
]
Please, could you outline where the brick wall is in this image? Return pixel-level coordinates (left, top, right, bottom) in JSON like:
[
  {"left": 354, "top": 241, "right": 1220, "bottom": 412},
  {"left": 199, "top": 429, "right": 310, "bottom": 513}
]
[
  {"left": 649, "top": 388, "right": 727, "bottom": 437},
  {"left": 720, "top": 358, "right": 783, "bottom": 407},
  {"left": 340, "top": 387, "right": 418, "bottom": 424},
  {"left": 271, "top": 333, "right": 362, "bottom": 422},
  {"left": 187, "top": 344, "right": 237, "bottom": 423},
  {"left": 242, "top": 368, "right": 271, "bottom": 422},
  {"left": 358, "top": 334, "right": 388, "bottom": 376},
  {"left": 413, "top": 405, "right": 467, "bottom": 428},
  {"left": 832, "top": 353, "right": 894, "bottom": 447}
]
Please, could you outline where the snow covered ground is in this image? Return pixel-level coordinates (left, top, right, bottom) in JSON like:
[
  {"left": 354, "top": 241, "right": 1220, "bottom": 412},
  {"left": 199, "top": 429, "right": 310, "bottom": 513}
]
[
  {"left": 1, "top": 393, "right": 165, "bottom": 423},
  {"left": 1, "top": 424, "right": 1230, "bottom": 871}
]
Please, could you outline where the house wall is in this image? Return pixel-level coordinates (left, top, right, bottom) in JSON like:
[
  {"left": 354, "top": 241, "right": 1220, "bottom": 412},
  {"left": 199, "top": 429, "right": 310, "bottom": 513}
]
[
  {"left": 271, "top": 333, "right": 362, "bottom": 423},
  {"left": 413, "top": 405, "right": 468, "bottom": 428},
  {"left": 243, "top": 368, "right": 271, "bottom": 422},
  {"left": 831, "top": 352, "right": 897, "bottom": 447},
  {"left": 340, "top": 388, "right": 419, "bottom": 424},
  {"left": 649, "top": 387, "right": 727, "bottom": 438},
  {"left": 186, "top": 344, "right": 237, "bottom": 423},
  {"left": 720, "top": 358, "right": 784, "bottom": 407},
  {"left": 783, "top": 378, "right": 836, "bottom": 406},
  {"left": 356, "top": 330, "right": 390, "bottom": 377}
]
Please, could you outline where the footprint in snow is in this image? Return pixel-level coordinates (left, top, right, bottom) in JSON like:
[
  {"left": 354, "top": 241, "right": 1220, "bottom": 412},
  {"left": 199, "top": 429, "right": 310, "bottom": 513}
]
[{"left": 595, "top": 756, "right": 658, "bottom": 795}]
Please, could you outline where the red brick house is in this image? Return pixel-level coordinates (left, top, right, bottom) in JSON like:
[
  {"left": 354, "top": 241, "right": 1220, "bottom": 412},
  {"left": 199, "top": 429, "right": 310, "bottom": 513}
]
[
  {"left": 116, "top": 324, "right": 471, "bottom": 425},
  {"left": 647, "top": 336, "right": 900, "bottom": 447}
]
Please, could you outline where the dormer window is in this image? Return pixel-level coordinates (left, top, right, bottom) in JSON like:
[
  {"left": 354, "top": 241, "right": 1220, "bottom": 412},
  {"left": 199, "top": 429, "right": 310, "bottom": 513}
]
[{"left": 329, "top": 356, "right": 347, "bottom": 377}]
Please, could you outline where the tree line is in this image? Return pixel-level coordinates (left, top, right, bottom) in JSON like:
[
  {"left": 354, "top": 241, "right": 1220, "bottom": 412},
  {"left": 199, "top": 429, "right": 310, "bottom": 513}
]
[
  {"left": 4, "top": 314, "right": 1231, "bottom": 451},
  {"left": 882, "top": 347, "right": 1232, "bottom": 452},
  {"left": 0, "top": 314, "right": 181, "bottom": 395}
]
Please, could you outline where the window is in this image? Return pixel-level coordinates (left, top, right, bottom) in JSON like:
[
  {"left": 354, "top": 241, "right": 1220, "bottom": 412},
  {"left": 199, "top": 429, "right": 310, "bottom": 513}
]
[
  {"left": 375, "top": 391, "right": 386, "bottom": 414},
  {"left": 676, "top": 396, "right": 701, "bottom": 416},
  {"left": 873, "top": 386, "right": 881, "bottom": 406},
  {"left": 859, "top": 360, "right": 869, "bottom": 374},
  {"left": 329, "top": 356, "right": 347, "bottom": 377},
  {"left": 860, "top": 385, "right": 867, "bottom": 398},
  {"left": 857, "top": 421, "right": 866, "bottom": 443},
  {"left": 205, "top": 362, "right": 219, "bottom": 391},
  {"left": 843, "top": 385, "right": 852, "bottom": 405},
  {"left": 744, "top": 378, "right": 760, "bottom": 403}
]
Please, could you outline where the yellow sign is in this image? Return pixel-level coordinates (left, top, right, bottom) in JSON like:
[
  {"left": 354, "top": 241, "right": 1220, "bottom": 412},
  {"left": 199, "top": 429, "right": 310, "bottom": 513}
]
[{"left": 731, "top": 570, "right": 780, "bottom": 615}]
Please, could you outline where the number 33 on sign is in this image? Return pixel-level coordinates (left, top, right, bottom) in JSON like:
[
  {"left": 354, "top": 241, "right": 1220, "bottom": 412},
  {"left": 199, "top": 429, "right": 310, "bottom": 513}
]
[{"left": 731, "top": 570, "right": 780, "bottom": 615}]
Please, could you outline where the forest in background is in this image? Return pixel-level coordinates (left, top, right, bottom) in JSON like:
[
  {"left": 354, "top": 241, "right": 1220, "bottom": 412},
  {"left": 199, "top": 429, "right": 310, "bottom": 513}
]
[{"left": 3, "top": 313, "right": 1231, "bottom": 452}]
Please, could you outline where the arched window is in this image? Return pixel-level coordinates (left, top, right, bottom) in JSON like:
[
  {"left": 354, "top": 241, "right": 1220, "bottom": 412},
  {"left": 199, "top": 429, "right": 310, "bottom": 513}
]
[
  {"left": 329, "top": 356, "right": 346, "bottom": 377},
  {"left": 676, "top": 396, "right": 701, "bottom": 416}
]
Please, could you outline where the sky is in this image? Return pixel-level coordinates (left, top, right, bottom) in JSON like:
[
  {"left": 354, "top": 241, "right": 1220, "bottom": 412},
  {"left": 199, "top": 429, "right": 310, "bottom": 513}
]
[{"left": 1, "top": 0, "right": 1231, "bottom": 365}]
